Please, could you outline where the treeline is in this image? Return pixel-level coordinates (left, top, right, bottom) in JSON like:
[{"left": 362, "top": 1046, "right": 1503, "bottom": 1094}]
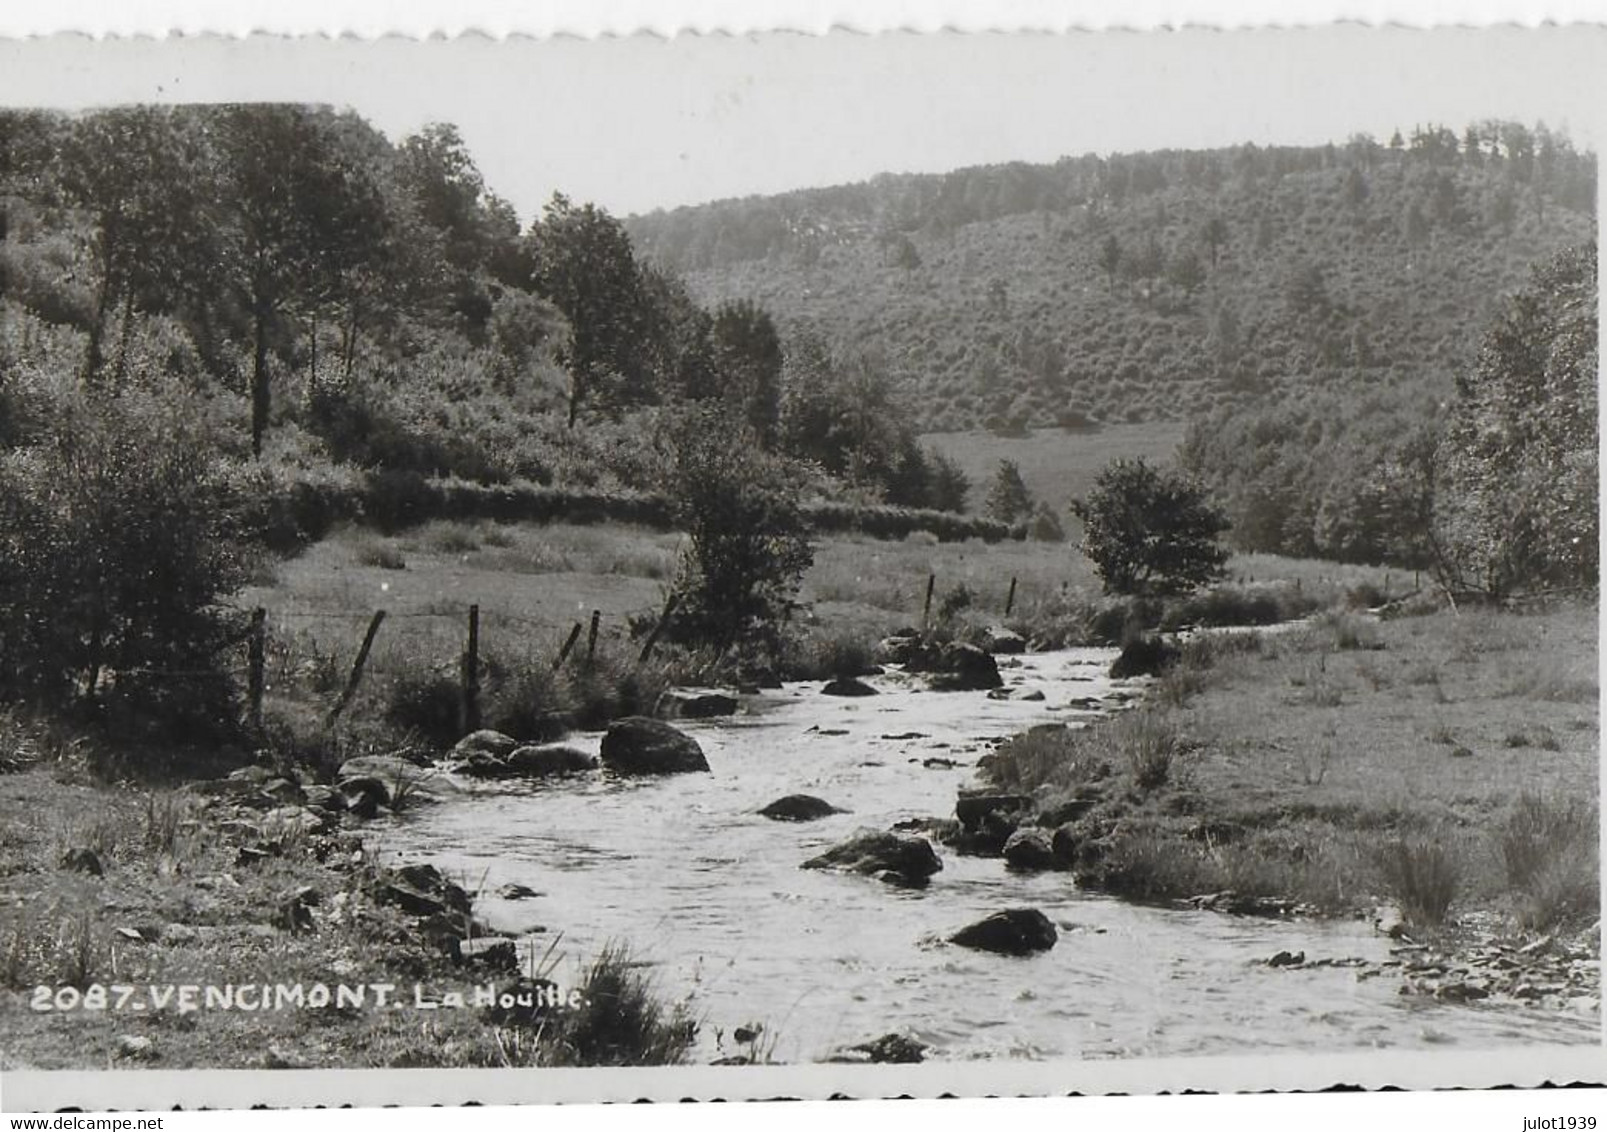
[
  {"left": 627, "top": 121, "right": 1594, "bottom": 434},
  {"left": 1182, "top": 244, "right": 1597, "bottom": 595},
  {"left": 0, "top": 104, "right": 971, "bottom": 515}
]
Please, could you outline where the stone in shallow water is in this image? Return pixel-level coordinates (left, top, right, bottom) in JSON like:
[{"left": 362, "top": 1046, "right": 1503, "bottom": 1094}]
[
  {"left": 1002, "top": 827, "right": 1058, "bottom": 872},
  {"left": 822, "top": 676, "right": 878, "bottom": 697},
  {"left": 760, "top": 794, "right": 843, "bottom": 822},
  {"left": 949, "top": 908, "right": 1058, "bottom": 955},
  {"left": 656, "top": 689, "right": 739, "bottom": 719},
  {"left": 452, "top": 730, "right": 519, "bottom": 759},
  {"left": 600, "top": 717, "right": 710, "bottom": 775},
  {"left": 802, "top": 829, "right": 942, "bottom": 887},
  {"left": 849, "top": 1032, "right": 926, "bottom": 1063}
]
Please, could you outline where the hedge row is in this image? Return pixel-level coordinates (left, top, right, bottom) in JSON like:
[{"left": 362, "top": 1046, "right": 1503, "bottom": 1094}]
[{"left": 250, "top": 470, "right": 1021, "bottom": 551}]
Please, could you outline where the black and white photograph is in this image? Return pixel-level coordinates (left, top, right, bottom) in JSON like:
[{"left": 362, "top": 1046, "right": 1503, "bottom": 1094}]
[{"left": 0, "top": 17, "right": 1599, "bottom": 1110}]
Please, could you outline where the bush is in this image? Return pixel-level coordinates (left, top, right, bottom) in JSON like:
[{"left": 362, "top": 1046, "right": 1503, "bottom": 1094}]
[
  {"left": 0, "top": 394, "right": 250, "bottom": 741},
  {"left": 1072, "top": 458, "right": 1230, "bottom": 596},
  {"left": 1028, "top": 502, "right": 1066, "bottom": 543},
  {"left": 1374, "top": 836, "right": 1461, "bottom": 929},
  {"left": 384, "top": 663, "right": 464, "bottom": 746},
  {"left": 1498, "top": 793, "right": 1598, "bottom": 930}
]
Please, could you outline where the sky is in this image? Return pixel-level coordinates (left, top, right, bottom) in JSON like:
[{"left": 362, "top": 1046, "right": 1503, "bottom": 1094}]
[{"left": 0, "top": 25, "right": 1603, "bottom": 221}]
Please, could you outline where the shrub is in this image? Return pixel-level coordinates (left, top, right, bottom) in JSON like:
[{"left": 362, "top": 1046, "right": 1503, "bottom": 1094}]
[
  {"left": 354, "top": 538, "right": 407, "bottom": 570},
  {"left": 1498, "top": 793, "right": 1596, "bottom": 892},
  {"left": 1072, "top": 458, "right": 1230, "bottom": 596},
  {"left": 0, "top": 394, "right": 250, "bottom": 742},
  {"left": 1028, "top": 502, "right": 1066, "bottom": 543},
  {"left": 384, "top": 663, "right": 465, "bottom": 746},
  {"left": 1374, "top": 836, "right": 1460, "bottom": 929}
]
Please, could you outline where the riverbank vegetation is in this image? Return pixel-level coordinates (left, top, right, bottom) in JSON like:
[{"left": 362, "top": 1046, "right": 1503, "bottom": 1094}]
[{"left": 981, "top": 604, "right": 1598, "bottom": 938}]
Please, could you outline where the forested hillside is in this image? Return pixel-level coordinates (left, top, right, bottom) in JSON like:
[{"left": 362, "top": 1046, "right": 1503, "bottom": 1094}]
[
  {"left": 0, "top": 105, "right": 986, "bottom": 524},
  {"left": 627, "top": 124, "right": 1594, "bottom": 435}
]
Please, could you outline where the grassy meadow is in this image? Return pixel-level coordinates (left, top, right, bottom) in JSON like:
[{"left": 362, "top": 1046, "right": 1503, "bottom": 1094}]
[
  {"left": 921, "top": 422, "right": 1187, "bottom": 523},
  {"left": 242, "top": 517, "right": 1405, "bottom": 723}
]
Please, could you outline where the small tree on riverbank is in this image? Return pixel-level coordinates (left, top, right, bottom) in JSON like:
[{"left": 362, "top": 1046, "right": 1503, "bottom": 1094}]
[
  {"left": 1073, "top": 458, "right": 1229, "bottom": 595},
  {"left": 661, "top": 404, "right": 814, "bottom": 651},
  {"left": 0, "top": 394, "right": 250, "bottom": 739}
]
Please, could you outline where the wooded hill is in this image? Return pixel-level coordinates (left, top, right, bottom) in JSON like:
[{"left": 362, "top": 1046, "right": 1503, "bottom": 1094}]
[{"left": 626, "top": 124, "right": 1595, "bottom": 435}]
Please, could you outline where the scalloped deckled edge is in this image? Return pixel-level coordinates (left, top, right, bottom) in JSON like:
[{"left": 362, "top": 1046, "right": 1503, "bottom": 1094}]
[
  {"left": 7, "top": 1045, "right": 1607, "bottom": 1108},
  {"left": 4, "top": 0, "right": 1607, "bottom": 38}
]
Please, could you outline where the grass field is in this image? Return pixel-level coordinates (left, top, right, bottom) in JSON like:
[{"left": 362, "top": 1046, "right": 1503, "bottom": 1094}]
[
  {"left": 921, "top": 421, "right": 1188, "bottom": 520},
  {"left": 243, "top": 520, "right": 1404, "bottom": 691}
]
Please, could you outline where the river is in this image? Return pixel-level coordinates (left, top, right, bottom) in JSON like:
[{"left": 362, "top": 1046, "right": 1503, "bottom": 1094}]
[{"left": 375, "top": 648, "right": 1595, "bottom": 1063}]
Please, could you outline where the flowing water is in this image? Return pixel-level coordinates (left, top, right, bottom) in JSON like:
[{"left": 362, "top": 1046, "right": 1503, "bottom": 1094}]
[{"left": 376, "top": 649, "right": 1595, "bottom": 1063}]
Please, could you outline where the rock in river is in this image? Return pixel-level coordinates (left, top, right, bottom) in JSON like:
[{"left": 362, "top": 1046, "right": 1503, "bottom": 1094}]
[
  {"left": 802, "top": 829, "right": 942, "bottom": 887},
  {"left": 453, "top": 730, "right": 519, "bottom": 759},
  {"left": 760, "top": 794, "right": 844, "bottom": 822},
  {"left": 1002, "top": 827, "right": 1059, "bottom": 872},
  {"left": 954, "top": 792, "right": 1032, "bottom": 832},
  {"left": 822, "top": 676, "right": 878, "bottom": 697},
  {"left": 600, "top": 717, "right": 710, "bottom": 775},
  {"left": 656, "top": 689, "right": 739, "bottom": 720},
  {"left": 926, "top": 643, "right": 1003, "bottom": 692},
  {"left": 980, "top": 625, "right": 1027, "bottom": 655},
  {"left": 507, "top": 744, "right": 598, "bottom": 776},
  {"left": 950, "top": 908, "right": 1058, "bottom": 955}
]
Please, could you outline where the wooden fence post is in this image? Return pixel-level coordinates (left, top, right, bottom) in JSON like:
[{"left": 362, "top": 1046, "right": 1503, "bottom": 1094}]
[
  {"left": 638, "top": 594, "right": 680, "bottom": 665},
  {"left": 460, "top": 604, "right": 481, "bottom": 736},
  {"left": 1004, "top": 577, "right": 1018, "bottom": 618},
  {"left": 327, "top": 610, "right": 386, "bottom": 728},
  {"left": 553, "top": 622, "right": 584, "bottom": 671},
  {"left": 922, "top": 573, "right": 936, "bottom": 630},
  {"left": 247, "top": 607, "right": 266, "bottom": 732},
  {"left": 586, "top": 609, "right": 601, "bottom": 662}
]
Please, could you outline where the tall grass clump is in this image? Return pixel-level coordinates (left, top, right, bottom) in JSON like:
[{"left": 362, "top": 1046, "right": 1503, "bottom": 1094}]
[
  {"left": 985, "top": 725, "right": 1110, "bottom": 796},
  {"left": 541, "top": 945, "right": 697, "bottom": 1067},
  {"left": 1374, "top": 836, "right": 1461, "bottom": 930},
  {"left": 1120, "top": 711, "right": 1180, "bottom": 791},
  {"left": 480, "top": 653, "right": 572, "bottom": 743},
  {"left": 1498, "top": 793, "right": 1599, "bottom": 931}
]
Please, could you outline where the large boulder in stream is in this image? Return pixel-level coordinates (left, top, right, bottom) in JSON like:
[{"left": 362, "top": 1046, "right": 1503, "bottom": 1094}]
[
  {"left": 599, "top": 717, "right": 709, "bottom": 775},
  {"left": 760, "top": 794, "right": 844, "bottom": 822},
  {"left": 1002, "top": 827, "right": 1059, "bottom": 872},
  {"left": 926, "top": 643, "right": 1004, "bottom": 692},
  {"left": 802, "top": 830, "right": 942, "bottom": 887},
  {"left": 950, "top": 908, "right": 1058, "bottom": 955}
]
